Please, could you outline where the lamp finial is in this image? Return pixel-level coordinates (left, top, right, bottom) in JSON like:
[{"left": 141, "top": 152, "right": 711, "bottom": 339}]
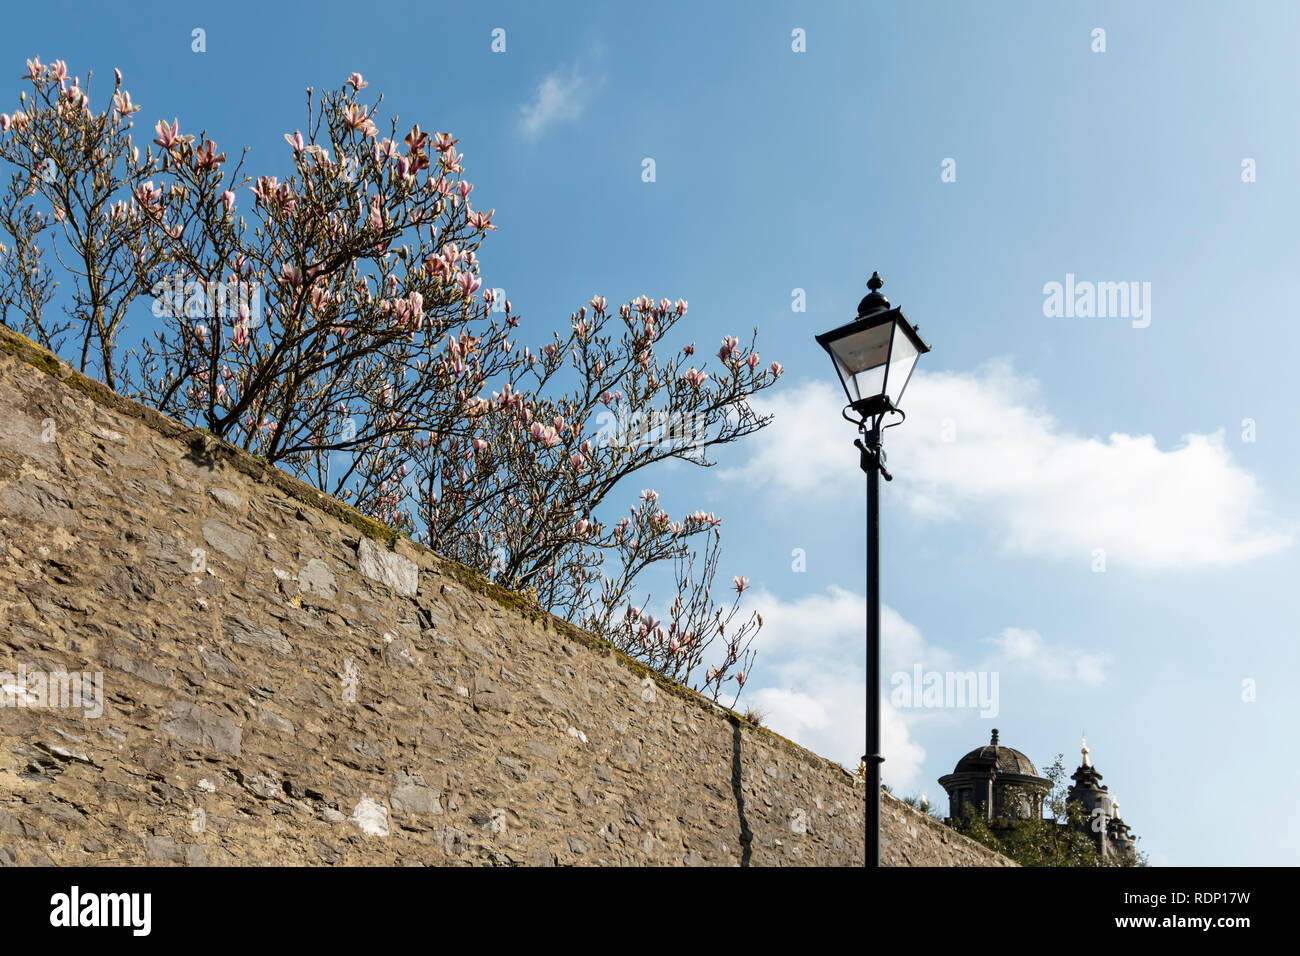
[{"left": 857, "top": 271, "right": 890, "bottom": 316}]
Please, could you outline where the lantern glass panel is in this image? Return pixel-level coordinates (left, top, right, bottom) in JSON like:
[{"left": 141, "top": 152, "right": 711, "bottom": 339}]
[
  {"left": 883, "top": 324, "right": 920, "bottom": 406},
  {"left": 827, "top": 322, "right": 893, "bottom": 403}
]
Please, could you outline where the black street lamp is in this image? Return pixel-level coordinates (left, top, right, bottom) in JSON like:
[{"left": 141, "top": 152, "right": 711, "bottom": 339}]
[{"left": 815, "top": 271, "right": 930, "bottom": 867}]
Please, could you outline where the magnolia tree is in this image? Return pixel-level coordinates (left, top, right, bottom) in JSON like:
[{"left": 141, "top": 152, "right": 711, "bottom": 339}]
[{"left": 0, "top": 59, "right": 781, "bottom": 706}]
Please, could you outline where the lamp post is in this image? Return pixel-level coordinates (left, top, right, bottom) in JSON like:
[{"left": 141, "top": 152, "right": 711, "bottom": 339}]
[{"left": 815, "top": 271, "right": 930, "bottom": 867}]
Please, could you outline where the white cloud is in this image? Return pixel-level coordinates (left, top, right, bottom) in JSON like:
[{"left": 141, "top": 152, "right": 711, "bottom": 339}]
[
  {"left": 745, "top": 588, "right": 1111, "bottom": 790},
  {"left": 725, "top": 364, "right": 1290, "bottom": 569},
  {"left": 744, "top": 587, "right": 932, "bottom": 786},
  {"left": 518, "top": 69, "right": 591, "bottom": 140},
  {"left": 720, "top": 379, "right": 859, "bottom": 496},
  {"left": 749, "top": 682, "right": 927, "bottom": 790},
  {"left": 882, "top": 603, "right": 956, "bottom": 674},
  {"left": 986, "top": 627, "right": 1109, "bottom": 685}
]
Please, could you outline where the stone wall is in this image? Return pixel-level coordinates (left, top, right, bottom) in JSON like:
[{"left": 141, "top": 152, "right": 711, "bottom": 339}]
[{"left": 0, "top": 324, "right": 1012, "bottom": 866}]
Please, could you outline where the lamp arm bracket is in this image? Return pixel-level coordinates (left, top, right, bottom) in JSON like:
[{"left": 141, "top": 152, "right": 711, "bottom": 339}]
[
  {"left": 846, "top": 402, "right": 902, "bottom": 480},
  {"left": 854, "top": 436, "right": 892, "bottom": 480}
]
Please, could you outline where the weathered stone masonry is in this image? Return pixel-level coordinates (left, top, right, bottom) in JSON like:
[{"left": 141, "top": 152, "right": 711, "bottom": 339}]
[{"left": 0, "top": 324, "right": 1011, "bottom": 866}]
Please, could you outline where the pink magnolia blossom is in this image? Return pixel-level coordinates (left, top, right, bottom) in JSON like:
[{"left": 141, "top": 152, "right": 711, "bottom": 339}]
[
  {"left": 746, "top": 353, "right": 760, "bottom": 370},
  {"left": 112, "top": 90, "right": 141, "bottom": 118},
  {"left": 717, "top": 335, "right": 740, "bottom": 362},
  {"left": 193, "top": 139, "right": 225, "bottom": 172},
  {"left": 252, "top": 176, "right": 296, "bottom": 215},
  {"left": 733, "top": 576, "right": 749, "bottom": 594},
  {"left": 472, "top": 438, "right": 489, "bottom": 454},
  {"left": 64, "top": 83, "right": 89, "bottom": 110},
  {"left": 220, "top": 190, "right": 235, "bottom": 212},
  {"left": 424, "top": 253, "right": 448, "bottom": 277},
  {"left": 456, "top": 272, "right": 481, "bottom": 297},
  {"left": 528, "top": 424, "right": 559, "bottom": 448},
  {"left": 341, "top": 103, "right": 376, "bottom": 136},
  {"left": 574, "top": 518, "right": 590, "bottom": 535},
  {"left": 347, "top": 72, "right": 368, "bottom": 90},
  {"left": 152, "top": 117, "right": 182, "bottom": 153},
  {"left": 134, "top": 181, "right": 161, "bottom": 206},
  {"left": 404, "top": 124, "right": 429, "bottom": 153}
]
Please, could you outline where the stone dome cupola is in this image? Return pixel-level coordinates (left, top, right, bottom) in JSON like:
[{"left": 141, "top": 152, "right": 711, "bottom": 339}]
[
  {"left": 938, "top": 728, "right": 1052, "bottom": 823},
  {"left": 952, "top": 728, "right": 1042, "bottom": 777}
]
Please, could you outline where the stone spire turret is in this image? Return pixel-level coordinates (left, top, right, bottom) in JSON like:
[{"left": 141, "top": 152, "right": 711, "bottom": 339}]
[
  {"left": 1106, "top": 792, "right": 1138, "bottom": 865},
  {"left": 1067, "top": 737, "right": 1113, "bottom": 857}
]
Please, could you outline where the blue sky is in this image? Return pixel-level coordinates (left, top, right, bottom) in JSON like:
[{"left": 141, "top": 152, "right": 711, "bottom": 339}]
[{"left": 6, "top": 0, "right": 1299, "bottom": 865}]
